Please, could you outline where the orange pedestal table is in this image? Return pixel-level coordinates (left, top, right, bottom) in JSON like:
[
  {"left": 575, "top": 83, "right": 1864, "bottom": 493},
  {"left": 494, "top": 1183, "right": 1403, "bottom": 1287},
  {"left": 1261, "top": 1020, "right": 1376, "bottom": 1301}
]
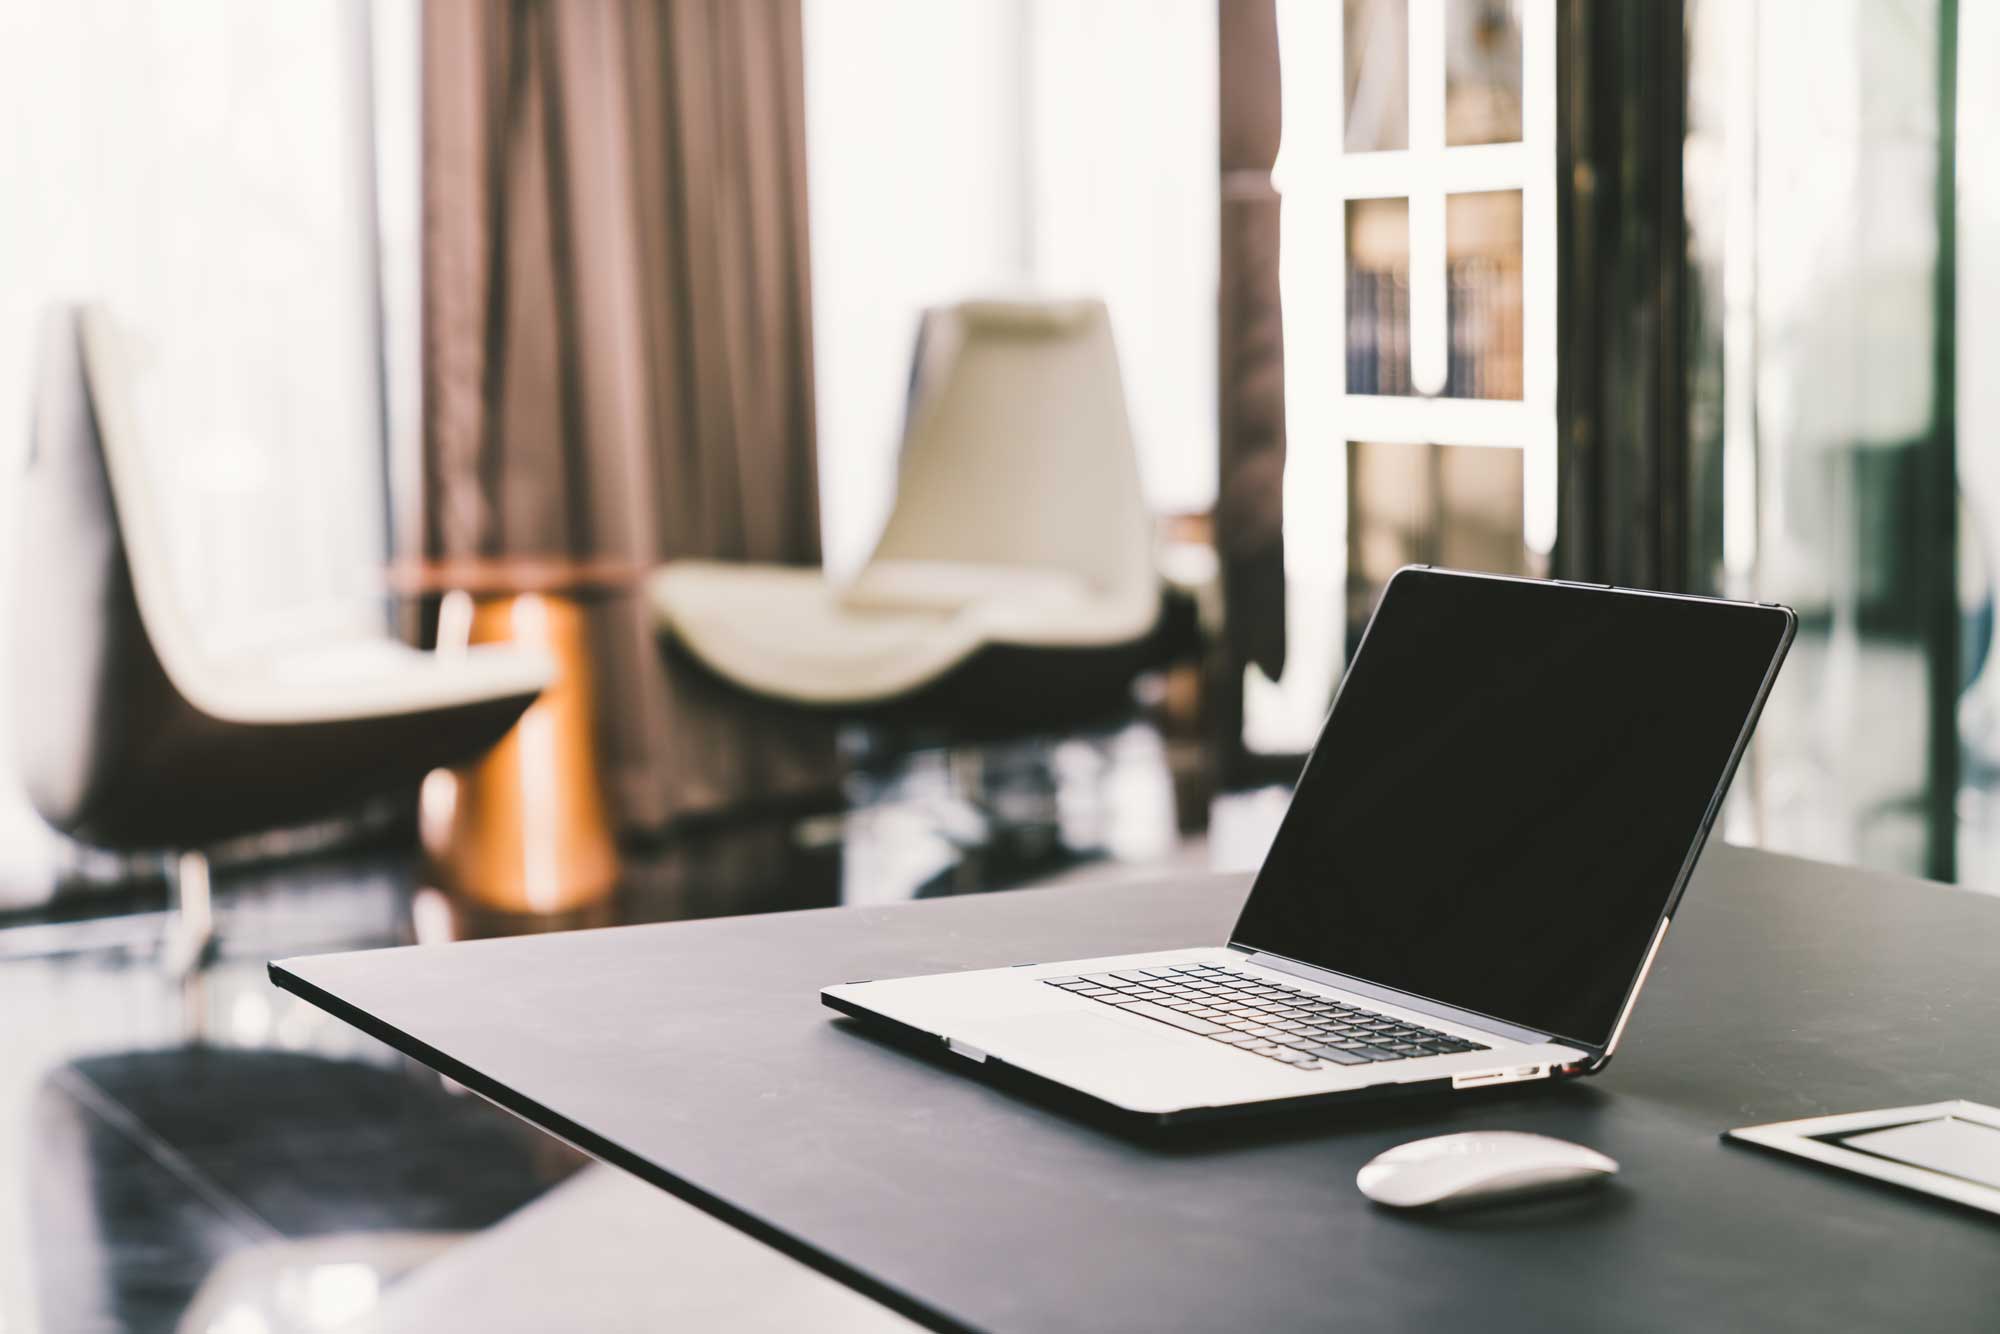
[{"left": 390, "top": 559, "right": 641, "bottom": 918}]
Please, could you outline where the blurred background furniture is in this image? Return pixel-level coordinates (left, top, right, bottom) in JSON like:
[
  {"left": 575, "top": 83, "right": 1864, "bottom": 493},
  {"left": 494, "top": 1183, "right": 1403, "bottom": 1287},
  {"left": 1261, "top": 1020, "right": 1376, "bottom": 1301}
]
[
  {"left": 390, "top": 558, "right": 642, "bottom": 920},
  {"left": 10, "top": 307, "right": 552, "bottom": 974},
  {"left": 650, "top": 298, "right": 1172, "bottom": 731},
  {"left": 650, "top": 297, "right": 1199, "bottom": 866}
]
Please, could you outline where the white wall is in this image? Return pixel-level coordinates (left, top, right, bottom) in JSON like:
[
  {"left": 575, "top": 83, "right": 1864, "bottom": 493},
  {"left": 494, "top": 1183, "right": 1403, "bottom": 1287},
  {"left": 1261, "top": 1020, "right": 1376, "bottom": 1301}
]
[{"left": 803, "top": 0, "right": 1218, "bottom": 577}]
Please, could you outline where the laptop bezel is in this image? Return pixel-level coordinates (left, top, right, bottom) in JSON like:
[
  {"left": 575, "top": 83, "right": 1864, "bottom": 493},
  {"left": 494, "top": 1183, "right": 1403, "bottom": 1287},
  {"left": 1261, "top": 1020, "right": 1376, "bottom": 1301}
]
[{"left": 1222, "top": 566, "right": 1797, "bottom": 1070}]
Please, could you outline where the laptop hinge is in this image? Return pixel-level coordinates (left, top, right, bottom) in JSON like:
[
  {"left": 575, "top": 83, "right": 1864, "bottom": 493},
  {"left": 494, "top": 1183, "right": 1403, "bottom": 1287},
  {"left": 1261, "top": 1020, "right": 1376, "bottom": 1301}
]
[
  {"left": 1600, "top": 917, "right": 1670, "bottom": 1059},
  {"left": 1235, "top": 951, "right": 1553, "bottom": 1046}
]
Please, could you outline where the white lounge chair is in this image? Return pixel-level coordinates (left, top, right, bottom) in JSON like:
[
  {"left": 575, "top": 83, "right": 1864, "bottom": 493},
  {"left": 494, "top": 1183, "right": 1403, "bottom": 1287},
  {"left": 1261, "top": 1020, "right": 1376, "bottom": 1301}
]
[
  {"left": 649, "top": 298, "right": 1162, "bottom": 730},
  {"left": 12, "top": 307, "right": 552, "bottom": 971}
]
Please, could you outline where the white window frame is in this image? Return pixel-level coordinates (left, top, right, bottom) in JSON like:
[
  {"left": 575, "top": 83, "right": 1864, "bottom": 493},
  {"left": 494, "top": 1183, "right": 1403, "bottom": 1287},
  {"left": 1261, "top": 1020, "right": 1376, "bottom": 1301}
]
[
  {"left": 1274, "top": 0, "right": 1557, "bottom": 554},
  {"left": 1245, "top": 0, "right": 1555, "bottom": 753}
]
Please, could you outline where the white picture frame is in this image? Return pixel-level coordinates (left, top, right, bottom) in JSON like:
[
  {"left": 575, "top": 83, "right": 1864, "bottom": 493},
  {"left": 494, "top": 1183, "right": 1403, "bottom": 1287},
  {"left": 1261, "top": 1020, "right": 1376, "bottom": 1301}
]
[{"left": 1726, "top": 1100, "right": 2000, "bottom": 1218}]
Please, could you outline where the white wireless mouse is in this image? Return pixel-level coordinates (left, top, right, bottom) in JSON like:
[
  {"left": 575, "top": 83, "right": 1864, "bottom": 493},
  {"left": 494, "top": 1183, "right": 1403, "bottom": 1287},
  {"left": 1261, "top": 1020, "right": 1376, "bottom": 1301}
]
[{"left": 1356, "top": 1131, "right": 1619, "bottom": 1209}]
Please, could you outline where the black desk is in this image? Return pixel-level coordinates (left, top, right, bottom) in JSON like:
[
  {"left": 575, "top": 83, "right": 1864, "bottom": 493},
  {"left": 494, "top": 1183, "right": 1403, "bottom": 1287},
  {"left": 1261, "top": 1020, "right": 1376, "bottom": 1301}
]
[{"left": 272, "top": 846, "right": 2000, "bottom": 1332}]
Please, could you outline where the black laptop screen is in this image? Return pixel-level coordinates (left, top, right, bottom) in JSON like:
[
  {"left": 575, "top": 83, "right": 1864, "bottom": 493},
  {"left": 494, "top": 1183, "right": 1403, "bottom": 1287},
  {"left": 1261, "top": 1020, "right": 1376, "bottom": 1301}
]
[{"left": 1230, "top": 569, "right": 1792, "bottom": 1048}]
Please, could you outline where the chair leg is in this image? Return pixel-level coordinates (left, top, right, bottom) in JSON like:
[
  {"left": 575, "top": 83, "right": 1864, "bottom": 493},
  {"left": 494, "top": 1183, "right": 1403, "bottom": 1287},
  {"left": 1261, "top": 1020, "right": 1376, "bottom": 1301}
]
[{"left": 161, "top": 848, "right": 217, "bottom": 980}]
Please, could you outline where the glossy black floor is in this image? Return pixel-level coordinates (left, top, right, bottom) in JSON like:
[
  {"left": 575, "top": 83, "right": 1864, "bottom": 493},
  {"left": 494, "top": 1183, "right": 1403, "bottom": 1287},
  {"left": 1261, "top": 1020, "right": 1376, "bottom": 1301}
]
[{"left": 0, "top": 727, "right": 1287, "bottom": 1334}]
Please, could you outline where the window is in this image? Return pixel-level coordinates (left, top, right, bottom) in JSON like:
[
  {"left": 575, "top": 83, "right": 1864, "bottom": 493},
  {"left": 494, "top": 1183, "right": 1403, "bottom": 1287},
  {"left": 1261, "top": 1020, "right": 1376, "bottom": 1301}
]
[{"left": 1249, "top": 0, "right": 1554, "bottom": 752}]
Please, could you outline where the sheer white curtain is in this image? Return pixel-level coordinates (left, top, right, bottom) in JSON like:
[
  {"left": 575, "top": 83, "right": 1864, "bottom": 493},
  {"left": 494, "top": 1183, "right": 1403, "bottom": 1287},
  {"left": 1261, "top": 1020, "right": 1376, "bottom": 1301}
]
[
  {"left": 804, "top": 0, "right": 1218, "bottom": 578},
  {"left": 0, "top": 0, "right": 387, "bottom": 899}
]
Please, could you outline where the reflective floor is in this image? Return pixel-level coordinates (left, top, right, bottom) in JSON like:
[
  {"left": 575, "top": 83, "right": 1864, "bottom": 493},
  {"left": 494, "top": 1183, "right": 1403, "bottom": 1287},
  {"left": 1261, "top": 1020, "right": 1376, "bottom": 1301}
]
[{"left": 0, "top": 726, "right": 1289, "bottom": 1334}]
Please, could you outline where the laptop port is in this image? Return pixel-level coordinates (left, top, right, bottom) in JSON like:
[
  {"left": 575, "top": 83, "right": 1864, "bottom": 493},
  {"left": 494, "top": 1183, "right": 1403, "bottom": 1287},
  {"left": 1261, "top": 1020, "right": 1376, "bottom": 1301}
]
[{"left": 1451, "top": 1064, "right": 1551, "bottom": 1090}]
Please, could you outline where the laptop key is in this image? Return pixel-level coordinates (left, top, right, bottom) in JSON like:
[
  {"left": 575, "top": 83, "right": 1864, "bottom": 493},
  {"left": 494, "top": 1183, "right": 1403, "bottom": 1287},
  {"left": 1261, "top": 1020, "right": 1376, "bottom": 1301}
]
[{"left": 1115, "top": 1001, "right": 1226, "bottom": 1035}]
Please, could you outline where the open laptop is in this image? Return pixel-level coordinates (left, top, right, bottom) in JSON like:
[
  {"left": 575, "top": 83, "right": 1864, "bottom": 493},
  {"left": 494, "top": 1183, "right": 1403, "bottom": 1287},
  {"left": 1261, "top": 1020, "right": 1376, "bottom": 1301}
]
[{"left": 823, "top": 568, "right": 1795, "bottom": 1127}]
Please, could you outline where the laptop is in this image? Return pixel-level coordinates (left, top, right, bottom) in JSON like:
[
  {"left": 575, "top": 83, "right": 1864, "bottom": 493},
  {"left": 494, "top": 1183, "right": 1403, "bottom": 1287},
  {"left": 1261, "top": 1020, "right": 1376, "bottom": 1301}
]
[{"left": 823, "top": 568, "right": 1796, "bottom": 1127}]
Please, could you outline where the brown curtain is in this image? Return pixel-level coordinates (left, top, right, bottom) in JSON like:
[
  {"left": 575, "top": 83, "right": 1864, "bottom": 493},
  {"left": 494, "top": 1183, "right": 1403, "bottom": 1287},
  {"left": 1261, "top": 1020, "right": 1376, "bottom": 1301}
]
[
  {"left": 421, "top": 0, "right": 834, "bottom": 828},
  {"left": 1217, "top": 0, "right": 1287, "bottom": 686}
]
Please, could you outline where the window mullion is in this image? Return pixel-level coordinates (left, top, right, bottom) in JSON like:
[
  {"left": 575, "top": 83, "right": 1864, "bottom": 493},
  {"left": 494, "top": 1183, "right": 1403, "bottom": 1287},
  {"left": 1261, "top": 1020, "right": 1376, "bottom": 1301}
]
[
  {"left": 1521, "top": 0, "right": 1559, "bottom": 553},
  {"left": 1408, "top": 0, "right": 1449, "bottom": 396}
]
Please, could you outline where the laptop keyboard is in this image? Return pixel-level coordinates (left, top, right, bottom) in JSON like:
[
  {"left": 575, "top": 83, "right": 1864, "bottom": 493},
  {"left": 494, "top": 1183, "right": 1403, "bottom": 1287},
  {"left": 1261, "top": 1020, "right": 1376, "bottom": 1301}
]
[{"left": 1042, "top": 963, "right": 1490, "bottom": 1072}]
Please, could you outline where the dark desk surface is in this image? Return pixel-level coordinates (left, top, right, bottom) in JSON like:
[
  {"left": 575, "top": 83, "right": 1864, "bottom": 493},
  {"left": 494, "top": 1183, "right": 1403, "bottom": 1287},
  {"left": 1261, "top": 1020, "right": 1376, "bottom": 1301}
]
[{"left": 273, "top": 846, "right": 2000, "bottom": 1333}]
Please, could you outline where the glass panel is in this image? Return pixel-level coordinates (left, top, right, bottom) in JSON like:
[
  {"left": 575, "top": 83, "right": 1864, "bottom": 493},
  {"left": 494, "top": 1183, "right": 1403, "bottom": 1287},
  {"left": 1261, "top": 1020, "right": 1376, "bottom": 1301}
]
[
  {"left": 1685, "top": 0, "right": 1954, "bottom": 880},
  {"left": 1963, "top": 4, "right": 2000, "bottom": 884},
  {"left": 1443, "top": 189, "right": 1523, "bottom": 399},
  {"left": 1344, "top": 441, "right": 1544, "bottom": 655},
  {"left": 1344, "top": 0, "right": 1409, "bottom": 153},
  {"left": 1445, "top": 0, "right": 1523, "bottom": 146},
  {"left": 1345, "top": 197, "right": 1412, "bottom": 395}
]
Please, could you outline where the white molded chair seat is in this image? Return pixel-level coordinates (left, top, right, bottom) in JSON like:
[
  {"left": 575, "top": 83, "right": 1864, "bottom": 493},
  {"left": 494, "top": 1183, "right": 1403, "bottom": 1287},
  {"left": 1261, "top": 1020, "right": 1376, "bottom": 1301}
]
[
  {"left": 649, "top": 558, "right": 1157, "bottom": 707},
  {"left": 203, "top": 630, "right": 552, "bottom": 724}
]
